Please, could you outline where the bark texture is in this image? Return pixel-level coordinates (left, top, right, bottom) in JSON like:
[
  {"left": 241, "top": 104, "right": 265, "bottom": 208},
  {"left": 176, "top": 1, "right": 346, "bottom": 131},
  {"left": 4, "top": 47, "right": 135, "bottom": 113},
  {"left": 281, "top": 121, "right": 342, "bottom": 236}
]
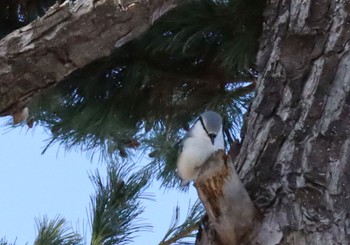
[
  {"left": 235, "top": 0, "right": 350, "bottom": 244},
  {"left": 195, "top": 151, "right": 260, "bottom": 245},
  {"left": 0, "top": 0, "right": 180, "bottom": 116}
]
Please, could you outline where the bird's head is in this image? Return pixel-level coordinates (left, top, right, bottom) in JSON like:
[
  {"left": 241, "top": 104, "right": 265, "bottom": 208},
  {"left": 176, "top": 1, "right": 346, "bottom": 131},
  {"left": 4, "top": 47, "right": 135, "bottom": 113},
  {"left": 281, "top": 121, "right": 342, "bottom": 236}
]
[{"left": 199, "top": 111, "right": 223, "bottom": 145}]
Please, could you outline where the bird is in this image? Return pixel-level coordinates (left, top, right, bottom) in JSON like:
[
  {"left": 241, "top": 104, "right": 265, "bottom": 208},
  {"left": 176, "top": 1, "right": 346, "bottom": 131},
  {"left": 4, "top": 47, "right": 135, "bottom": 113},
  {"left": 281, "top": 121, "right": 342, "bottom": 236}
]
[{"left": 177, "top": 111, "right": 225, "bottom": 186}]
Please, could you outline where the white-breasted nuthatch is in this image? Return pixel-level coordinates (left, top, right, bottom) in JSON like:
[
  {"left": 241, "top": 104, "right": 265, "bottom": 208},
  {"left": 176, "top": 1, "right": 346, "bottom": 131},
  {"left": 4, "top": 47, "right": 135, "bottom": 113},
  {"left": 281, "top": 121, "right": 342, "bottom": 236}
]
[{"left": 177, "top": 111, "right": 225, "bottom": 186}]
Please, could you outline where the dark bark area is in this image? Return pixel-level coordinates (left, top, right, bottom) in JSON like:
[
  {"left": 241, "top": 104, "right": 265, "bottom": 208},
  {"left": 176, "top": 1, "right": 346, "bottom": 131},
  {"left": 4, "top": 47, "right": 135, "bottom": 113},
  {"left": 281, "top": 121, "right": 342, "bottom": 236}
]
[
  {"left": 234, "top": 0, "right": 350, "bottom": 244},
  {"left": 0, "top": 0, "right": 180, "bottom": 116}
]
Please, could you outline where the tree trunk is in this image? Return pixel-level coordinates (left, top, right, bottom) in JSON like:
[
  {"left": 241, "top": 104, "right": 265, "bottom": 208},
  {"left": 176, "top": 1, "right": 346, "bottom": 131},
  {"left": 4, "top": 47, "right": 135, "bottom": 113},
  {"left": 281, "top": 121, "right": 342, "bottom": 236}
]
[
  {"left": 0, "top": 0, "right": 180, "bottom": 116},
  {"left": 235, "top": 0, "right": 350, "bottom": 244},
  {"left": 195, "top": 0, "right": 350, "bottom": 244}
]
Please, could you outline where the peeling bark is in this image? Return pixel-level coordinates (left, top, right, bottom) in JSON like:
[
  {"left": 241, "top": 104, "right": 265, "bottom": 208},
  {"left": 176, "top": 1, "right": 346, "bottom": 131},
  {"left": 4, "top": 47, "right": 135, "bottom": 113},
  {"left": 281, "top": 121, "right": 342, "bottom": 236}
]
[
  {"left": 235, "top": 0, "right": 350, "bottom": 244},
  {"left": 195, "top": 151, "right": 260, "bottom": 245},
  {"left": 0, "top": 0, "right": 181, "bottom": 116}
]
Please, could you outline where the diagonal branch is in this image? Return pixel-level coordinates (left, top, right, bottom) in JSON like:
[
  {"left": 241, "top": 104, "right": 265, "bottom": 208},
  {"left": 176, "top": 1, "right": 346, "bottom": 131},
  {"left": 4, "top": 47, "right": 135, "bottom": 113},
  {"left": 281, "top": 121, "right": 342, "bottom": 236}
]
[{"left": 0, "top": 0, "right": 182, "bottom": 116}]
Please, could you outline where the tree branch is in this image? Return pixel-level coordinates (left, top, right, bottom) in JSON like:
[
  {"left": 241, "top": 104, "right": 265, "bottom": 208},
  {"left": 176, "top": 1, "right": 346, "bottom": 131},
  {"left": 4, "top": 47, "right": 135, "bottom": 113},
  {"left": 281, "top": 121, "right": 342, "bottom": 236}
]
[
  {"left": 0, "top": 0, "right": 181, "bottom": 116},
  {"left": 195, "top": 150, "right": 261, "bottom": 245},
  {"left": 159, "top": 222, "right": 198, "bottom": 245}
]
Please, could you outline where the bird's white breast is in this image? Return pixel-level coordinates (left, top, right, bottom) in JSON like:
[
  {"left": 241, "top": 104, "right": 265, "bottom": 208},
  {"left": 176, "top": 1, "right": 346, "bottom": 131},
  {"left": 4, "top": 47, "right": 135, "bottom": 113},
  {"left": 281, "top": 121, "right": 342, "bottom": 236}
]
[
  {"left": 177, "top": 121, "right": 224, "bottom": 185},
  {"left": 177, "top": 137, "right": 214, "bottom": 184}
]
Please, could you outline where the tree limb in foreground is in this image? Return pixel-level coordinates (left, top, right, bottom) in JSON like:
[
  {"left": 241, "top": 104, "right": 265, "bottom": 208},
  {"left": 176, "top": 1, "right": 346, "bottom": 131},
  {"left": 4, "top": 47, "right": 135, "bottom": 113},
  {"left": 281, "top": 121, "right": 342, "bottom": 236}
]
[{"left": 0, "top": 0, "right": 181, "bottom": 116}]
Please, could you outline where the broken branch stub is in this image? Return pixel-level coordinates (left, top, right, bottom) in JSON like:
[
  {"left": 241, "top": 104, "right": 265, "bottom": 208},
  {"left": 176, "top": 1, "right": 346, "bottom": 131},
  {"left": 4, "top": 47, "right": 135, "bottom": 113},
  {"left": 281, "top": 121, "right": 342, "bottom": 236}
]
[{"left": 195, "top": 150, "right": 260, "bottom": 245}]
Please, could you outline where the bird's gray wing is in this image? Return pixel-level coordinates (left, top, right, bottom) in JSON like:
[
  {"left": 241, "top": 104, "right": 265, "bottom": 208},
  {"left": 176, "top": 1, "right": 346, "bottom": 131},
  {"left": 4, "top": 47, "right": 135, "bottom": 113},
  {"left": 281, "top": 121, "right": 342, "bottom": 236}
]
[{"left": 177, "top": 121, "right": 197, "bottom": 153}]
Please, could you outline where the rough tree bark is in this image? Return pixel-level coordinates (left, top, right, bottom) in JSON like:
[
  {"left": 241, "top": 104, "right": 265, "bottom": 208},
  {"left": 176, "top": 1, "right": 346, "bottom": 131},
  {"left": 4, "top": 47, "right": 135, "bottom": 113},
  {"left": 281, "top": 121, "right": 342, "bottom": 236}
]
[
  {"left": 195, "top": 0, "right": 350, "bottom": 244},
  {"left": 237, "top": 0, "right": 350, "bottom": 244},
  {"left": 0, "top": 0, "right": 181, "bottom": 117}
]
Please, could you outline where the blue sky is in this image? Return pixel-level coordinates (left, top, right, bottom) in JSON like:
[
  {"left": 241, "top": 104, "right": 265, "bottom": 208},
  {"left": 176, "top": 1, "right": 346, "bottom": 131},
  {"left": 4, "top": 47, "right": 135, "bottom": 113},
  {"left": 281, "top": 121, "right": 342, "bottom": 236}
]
[{"left": 0, "top": 117, "right": 198, "bottom": 244}]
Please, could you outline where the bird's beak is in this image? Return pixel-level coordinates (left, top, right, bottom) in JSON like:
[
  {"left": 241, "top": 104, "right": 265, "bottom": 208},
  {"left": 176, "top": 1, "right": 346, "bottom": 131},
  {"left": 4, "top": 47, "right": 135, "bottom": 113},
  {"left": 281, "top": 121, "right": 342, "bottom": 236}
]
[{"left": 208, "top": 134, "right": 216, "bottom": 145}]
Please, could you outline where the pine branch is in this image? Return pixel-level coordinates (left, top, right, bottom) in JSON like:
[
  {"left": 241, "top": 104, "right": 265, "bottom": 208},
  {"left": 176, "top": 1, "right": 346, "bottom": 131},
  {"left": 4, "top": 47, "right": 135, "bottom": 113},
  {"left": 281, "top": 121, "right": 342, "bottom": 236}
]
[
  {"left": 0, "top": 237, "right": 17, "bottom": 245},
  {"left": 159, "top": 200, "right": 205, "bottom": 245},
  {"left": 144, "top": 0, "right": 265, "bottom": 73},
  {"left": 89, "top": 164, "right": 152, "bottom": 245},
  {"left": 22, "top": 0, "right": 262, "bottom": 189},
  {"left": 159, "top": 223, "right": 198, "bottom": 245},
  {"left": 33, "top": 215, "right": 83, "bottom": 245}
]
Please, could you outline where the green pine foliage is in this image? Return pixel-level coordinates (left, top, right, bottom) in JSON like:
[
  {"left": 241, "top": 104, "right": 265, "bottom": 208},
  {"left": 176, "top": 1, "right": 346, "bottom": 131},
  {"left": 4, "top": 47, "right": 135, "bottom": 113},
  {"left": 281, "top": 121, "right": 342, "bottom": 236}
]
[
  {"left": 89, "top": 165, "right": 152, "bottom": 245},
  {"left": 27, "top": 0, "right": 263, "bottom": 188},
  {"left": 159, "top": 200, "right": 205, "bottom": 245},
  {"left": 34, "top": 216, "right": 83, "bottom": 245},
  {"left": 143, "top": 0, "right": 264, "bottom": 73}
]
